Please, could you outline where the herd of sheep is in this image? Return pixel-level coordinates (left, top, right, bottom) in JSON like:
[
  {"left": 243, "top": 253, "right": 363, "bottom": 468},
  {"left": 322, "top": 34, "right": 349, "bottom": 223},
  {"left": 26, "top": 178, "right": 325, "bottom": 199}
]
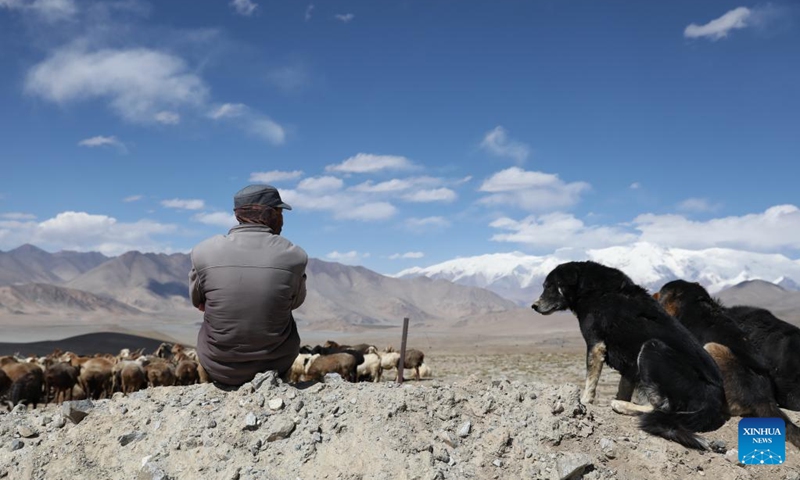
[{"left": 0, "top": 340, "right": 431, "bottom": 410}]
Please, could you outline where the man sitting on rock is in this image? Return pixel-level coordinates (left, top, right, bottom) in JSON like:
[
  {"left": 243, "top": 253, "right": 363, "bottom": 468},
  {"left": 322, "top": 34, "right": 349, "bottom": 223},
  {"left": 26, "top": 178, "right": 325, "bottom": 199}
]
[{"left": 189, "top": 184, "right": 308, "bottom": 388}]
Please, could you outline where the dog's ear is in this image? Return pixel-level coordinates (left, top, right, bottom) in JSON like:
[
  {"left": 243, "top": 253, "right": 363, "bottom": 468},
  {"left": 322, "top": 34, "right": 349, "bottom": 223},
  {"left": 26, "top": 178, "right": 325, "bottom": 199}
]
[
  {"left": 652, "top": 292, "right": 660, "bottom": 300},
  {"left": 557, "top": 263, "right": 579, "bottom": 287}
]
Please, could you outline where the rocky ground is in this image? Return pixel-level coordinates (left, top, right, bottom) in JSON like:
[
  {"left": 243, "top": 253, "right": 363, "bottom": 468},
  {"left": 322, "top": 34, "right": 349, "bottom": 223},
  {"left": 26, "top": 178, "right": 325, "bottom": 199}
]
[{"left": 2, "top": 353, "right": 800, "bottom": 480}]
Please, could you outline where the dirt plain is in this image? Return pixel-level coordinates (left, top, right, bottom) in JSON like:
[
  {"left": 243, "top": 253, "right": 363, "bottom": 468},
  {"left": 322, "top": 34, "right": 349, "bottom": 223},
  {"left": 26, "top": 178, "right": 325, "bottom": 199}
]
[{"left": 1, "top": 325, "right": 800, "bottom": 479}]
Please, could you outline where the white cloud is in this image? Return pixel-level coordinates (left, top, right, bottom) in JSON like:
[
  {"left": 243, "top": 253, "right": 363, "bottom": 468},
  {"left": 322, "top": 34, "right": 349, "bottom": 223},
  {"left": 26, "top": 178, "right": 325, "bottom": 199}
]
[
  {"left": 334, "top": 13, "right": 354, "bottom": 23},
  {"left": 25, "top": 45, "right": 208, "bottom": 124},
  {"left": 209, "top": 103, "right": 286, "bottom": 145},
  {"left": 350, "top": 179, "right": 413, "bottom": 193},
  {"left": 161, "top": 198, "right": 205, "bottom": 210},
  {"left": 489, "top": 212, "right": 637, "bottom": 250},
  {"left": 305, "top": 4, "right": 313, "bottom": 21},
  {"left": 480, "top": 126, "right": 530, "bottom": 164},
  {"left": 325, "top": 153, "right": 415, "bottom": 174},
  {"left": 406, "top": 216, "right": 451, "bottom": 232},
  {"left": 297, "top": 176, "right": 344, "bottom": 193},
  {"left": 208, "top": 103, "right": 247, "bottom": 120},
  {"left": 0, "top": 0, "right": 77, "bottom": 22},
  {"left": 326, "top": 250, "right": 369, "bottom": 264},
  {"left": 0, "top": 211, "right": 178, "bottom": 256},
  {"left": 280, "top": 189, "right": 398, "bottom": 222},
  {"left": 247, "top": 117, "right": 286, "bottom": 145},
  {"left": 630, "top": 182, "right": 641, "bottom": 190},
  {"left": 154, "top": 110, "right": 180, "bottom": 125},
  {"left": 266, "top": 65, "right": 311, "bottom": 92},
  {"left": 389, "top": 252, "right": 424, "bottom": 260},
  {"left": 123, "top": 195, "right": 143, "bottom": 203},
  {"left": 684, "top": 7, "right": 751, "bottom": 41},
  {"left": 0, "top": 212, "right": 36, "bottom": 220},
  {"left": 402, "top": 188, "right": 457, "bottom": 203},
  {"left": 77, "top": 135, "right": 127, "bottom": 153},
  {"left": 193, "top": 212, "right": 237, "bottom": 229},
  {"left": 230, "top": 0, "right": 257, "bottom": 16},
  {"left": 478, "top": 167, "right": 591, "bottom": 211},
  {"left": 249, "top": 170, "right": 304, "bottom": 183},
  {"left": 337, "top": 202, "right": 397, "bottom": 221},
  {"left": 634, "top": 205, "right": 800, "bottom": 252},
  {"left": 677, "top": 197, "right": 721, "bottom": 213}
]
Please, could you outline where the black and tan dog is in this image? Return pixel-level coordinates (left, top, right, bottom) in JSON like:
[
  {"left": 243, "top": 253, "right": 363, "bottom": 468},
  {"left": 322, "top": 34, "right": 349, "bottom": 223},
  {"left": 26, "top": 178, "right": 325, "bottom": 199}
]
[
  {"left": 532, "top": 261, "right": 728, "bottom": 450},
  {"left": 726, "top": 305, "right": 800, "bottom": 411},
  {"left": 655, "top": 280, "right": 800, "bottom": 448}
]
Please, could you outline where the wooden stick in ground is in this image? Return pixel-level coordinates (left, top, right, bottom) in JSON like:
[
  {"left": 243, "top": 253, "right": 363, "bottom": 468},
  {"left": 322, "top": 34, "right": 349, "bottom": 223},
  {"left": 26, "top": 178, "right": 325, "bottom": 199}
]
[{"left": 397, "top": 317, "right": 409, "bottom": 384}]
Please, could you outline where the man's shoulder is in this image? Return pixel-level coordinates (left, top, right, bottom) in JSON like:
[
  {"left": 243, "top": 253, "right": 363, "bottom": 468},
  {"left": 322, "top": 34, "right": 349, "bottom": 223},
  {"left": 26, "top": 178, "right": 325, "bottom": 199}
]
[
  {"left": 274, "top": 236, "right": 309, "bottom": 265},
  {"left": 190, "top": 235, "right": 227, "bottom": 263}
]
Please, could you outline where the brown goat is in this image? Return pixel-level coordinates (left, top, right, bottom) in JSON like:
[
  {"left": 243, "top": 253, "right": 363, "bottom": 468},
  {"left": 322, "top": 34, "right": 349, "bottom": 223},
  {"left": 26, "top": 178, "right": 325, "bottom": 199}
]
[
  {"left": 175, "top": 360, "right": 199, "bottom": 386},
  {"left": 304, "top": 353, "right": 358, "bottom": 382},
  {"left": 0, "top": 369, "right": 11, "bottom": 397},
  {"left": 2, "top": 361, "right": 43, "bottom": 383},
  {"left": 145, "top": 361, "right": 176, "bottom": 387},
  {"left": 404, "top": 349, "right": 425, "bottom": 380},
  {"left": 7, "top": 372, "right": 43, "bottom": 411},
  {"left": 44, "top": 362, "right": 80, "bottom": 404},
  {"left": 79, "top": 357, "right": 114, "bottom": 400},
  {"left": 121, "top": 362, "right": 147, "bottom": 393}
]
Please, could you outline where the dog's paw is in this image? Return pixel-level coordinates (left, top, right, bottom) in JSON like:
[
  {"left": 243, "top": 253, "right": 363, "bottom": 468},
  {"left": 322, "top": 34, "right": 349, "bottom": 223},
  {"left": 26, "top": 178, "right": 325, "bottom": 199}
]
[
  {"left": 610, "top": 400, "right": 628, "bottom": 414},
  {"left": 580, "top": 392, "right": 595, "bottom": 405}
]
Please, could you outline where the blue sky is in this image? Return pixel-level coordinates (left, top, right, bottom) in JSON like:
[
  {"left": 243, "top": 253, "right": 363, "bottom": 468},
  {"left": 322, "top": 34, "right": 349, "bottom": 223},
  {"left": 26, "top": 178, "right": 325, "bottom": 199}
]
[{"left": 1, "top": 0, "right": 799, "bottom": 274}]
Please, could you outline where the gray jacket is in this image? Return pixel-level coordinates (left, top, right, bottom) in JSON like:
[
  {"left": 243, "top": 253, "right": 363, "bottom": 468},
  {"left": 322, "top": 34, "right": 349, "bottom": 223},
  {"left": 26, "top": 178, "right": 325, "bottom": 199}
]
[{"left": 190, "top": 224, "right": 307, "bottom": 386}]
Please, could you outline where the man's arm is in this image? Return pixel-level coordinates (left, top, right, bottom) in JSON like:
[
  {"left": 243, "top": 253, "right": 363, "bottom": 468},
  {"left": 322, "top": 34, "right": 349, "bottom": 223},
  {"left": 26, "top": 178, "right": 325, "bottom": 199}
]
[
  {"left": 189, "top": 267, "right": 206, "bottom": 311},
  {"left": 290, "top": 272, "right": 307, "bottom": 310}
]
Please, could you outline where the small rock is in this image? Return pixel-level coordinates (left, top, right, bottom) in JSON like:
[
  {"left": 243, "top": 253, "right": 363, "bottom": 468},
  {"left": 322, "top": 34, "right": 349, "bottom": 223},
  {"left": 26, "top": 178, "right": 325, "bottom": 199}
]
[
  {"left": 207, "top": 419, "right": 217, "bottom": 429},
  {"left": 17, "top": 425, "right": 37, "bottom": 438},
  {"left": 438, "top": 431, "right": 458, "bottom": 448},
  {"left": 324, "top": 373, "right": 345, "bottom": 383},
  {"left": 457, "top": 421, "right": 472, "bottom": 438},
  {"left": 61, "top": 401, "right": 92, "bottom": 425},
  {"left": 266, "top": 419, "right": 295, "bottom": 442},
  {"left": 268, "top": 398, "right": 284, "bottom": 411},
  {"left": 252, "top": 371, "right": 279, "bottom": 391},
  {"left": 119, "top": 432, "right": 146, "bottom": 447},
  {"left": 39, "top": 416, "right": 51, "bottom": 426},
  {"left": 709, "top": 440, "right": 726, "bottom": 454},
  {"left": 10, "top": 439, "right": 24, "bottom": 451},
  {"left": 492, "top": 459, "right": 503, "bottom": 468},
  {"left": 556, "top": 452, "right": 592, "bottom": 480},
  {"left": 552, "top": 401, "right": 565, "bottom": 415},
  {"left": 244, "top": 413, "right": 259, "bottom": 430},
  {"left": 53, "top": 416, "right": 66, "bottom": 429},
  {"left": 294, "top": 400, "right": 304, "bottom": 413},
  {"left": 250, "top": 439, "right": 262, "bottom": 456},
  {"left": 138, "top": 460, "right": 169, "bottom": 480},
  {"left": 312, "top": 432, "right": 322, "bottom": 443},
  {"left": 724, "top": 449, "right": 740, "bottom": 465}
]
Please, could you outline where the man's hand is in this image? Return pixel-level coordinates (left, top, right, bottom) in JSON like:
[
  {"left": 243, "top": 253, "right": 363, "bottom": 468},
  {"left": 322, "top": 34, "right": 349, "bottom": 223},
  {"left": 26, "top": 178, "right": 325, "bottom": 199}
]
[{"left": 197, "top": 303, "right": 205, "bottom": 312}]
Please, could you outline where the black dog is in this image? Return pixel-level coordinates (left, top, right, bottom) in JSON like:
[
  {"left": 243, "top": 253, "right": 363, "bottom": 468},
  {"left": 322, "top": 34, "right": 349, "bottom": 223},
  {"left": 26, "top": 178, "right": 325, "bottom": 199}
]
[
  {"left": 532, "top": 261, "right": 728, "bottom": 450},
  {"left": 726, "top": 305, "right": 800, "bottom": 411},
  {"left": 656, "top": 280, "right": 800, "bottom": 448}
]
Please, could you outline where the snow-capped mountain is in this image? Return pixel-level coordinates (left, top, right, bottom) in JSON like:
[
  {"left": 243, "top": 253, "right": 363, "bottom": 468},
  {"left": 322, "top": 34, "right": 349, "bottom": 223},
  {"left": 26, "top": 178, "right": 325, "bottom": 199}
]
[{"left": 394, "top": 242, "right": 800, "bottom": 305}]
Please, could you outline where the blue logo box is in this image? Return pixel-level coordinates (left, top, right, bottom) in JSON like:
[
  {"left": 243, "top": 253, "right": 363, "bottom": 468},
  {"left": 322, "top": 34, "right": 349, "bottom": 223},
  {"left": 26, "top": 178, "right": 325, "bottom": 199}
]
[{"left": 739, "top": 417, "right": 786, "bottom": 465}]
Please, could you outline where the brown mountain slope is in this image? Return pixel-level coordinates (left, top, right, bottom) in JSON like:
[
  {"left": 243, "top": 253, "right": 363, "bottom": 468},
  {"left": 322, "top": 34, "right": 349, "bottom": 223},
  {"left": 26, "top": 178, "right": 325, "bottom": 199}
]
[{"left": 0, "top": 283, "right": 141, "bottom": 315}]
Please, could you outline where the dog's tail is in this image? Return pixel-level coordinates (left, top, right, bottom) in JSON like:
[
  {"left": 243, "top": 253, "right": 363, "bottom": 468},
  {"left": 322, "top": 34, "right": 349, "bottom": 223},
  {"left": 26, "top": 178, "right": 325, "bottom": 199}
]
[
  {"left": 639, "top": 410, "right": 710, "bottom": 450},
  {"left": 754, "top": 402, "right": 800, "bottom": 449}
]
